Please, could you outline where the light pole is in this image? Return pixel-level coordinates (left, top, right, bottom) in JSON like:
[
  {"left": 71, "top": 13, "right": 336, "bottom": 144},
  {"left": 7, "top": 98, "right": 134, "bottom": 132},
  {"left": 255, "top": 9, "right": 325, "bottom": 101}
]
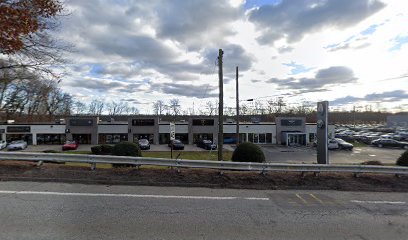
[{"left": 236, "top": 98, "right": 254, "bottom": 144}]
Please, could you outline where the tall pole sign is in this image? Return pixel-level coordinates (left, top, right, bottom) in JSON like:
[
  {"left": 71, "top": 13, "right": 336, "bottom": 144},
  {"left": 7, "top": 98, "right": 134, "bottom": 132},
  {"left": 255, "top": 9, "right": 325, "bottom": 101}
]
[{"left": 316, "top": 101, "right": 329, "bottom": 164}]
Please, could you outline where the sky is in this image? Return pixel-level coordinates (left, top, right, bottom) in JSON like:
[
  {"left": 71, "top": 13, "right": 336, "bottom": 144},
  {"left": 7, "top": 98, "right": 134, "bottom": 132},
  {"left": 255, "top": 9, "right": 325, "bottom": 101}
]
[{"left": 57, "top": 0, "right": 408, "bottom": 114}]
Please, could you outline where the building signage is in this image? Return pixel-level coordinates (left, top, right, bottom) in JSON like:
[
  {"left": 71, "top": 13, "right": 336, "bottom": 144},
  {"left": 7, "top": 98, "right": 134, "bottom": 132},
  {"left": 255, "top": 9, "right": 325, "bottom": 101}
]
[
  {"left": 69, "top": 119, "right": 93, "bottom": 126},
  {"left": 132, "top": 119, "right": 155, "bottom": 126},
  {"left": 316, "top": 101, "right": 329, "bottom": 164},
  {"left": 7, "top": 126, "right": 31, "bottom": 133},
  {"left": 192, "top": 119, "right": 215, "bottom": 126},
  {"left": 280, "top": 119, "right": 302, "bottom": 126},
  {"left": 169, "top": 123, "right": 175, "bottom": 140}
]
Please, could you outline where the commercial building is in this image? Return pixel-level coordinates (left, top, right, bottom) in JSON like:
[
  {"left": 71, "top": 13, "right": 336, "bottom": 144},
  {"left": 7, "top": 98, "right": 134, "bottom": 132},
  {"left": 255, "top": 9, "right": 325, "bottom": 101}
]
[{"left": 0, "top": 116, "right": 335, "bottom": 146}]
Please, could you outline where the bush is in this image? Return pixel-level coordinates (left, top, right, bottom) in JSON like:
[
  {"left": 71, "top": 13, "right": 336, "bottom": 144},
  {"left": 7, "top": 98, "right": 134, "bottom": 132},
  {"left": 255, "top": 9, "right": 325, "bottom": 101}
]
[
  {"left": 361, "top": 160, "right": 383, "bottom": 165},
  {"left": 231, "top": 142, "right": 265, "bottom": 163},
  {"left": 43, "top": 150, "right": 60, "bottom": 153},
  {"left": 100, "top": 144, "right": 113, "bottom": 155},
  {"left": 112, "top": 141, "right": 141, "bottom": 157},
  {"left": 91, "top": 145, "right": 102, "bottom": 155},
  {"left": 397, "top": 150, "right": 408, "bottom": 166}
]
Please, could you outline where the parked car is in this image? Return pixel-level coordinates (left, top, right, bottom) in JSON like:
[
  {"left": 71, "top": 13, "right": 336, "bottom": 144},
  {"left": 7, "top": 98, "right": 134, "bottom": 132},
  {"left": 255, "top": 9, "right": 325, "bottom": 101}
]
[
  {"left": 371, "top": 139, "right": 408, "bottom": 149},
  {"left": 197, "top": 139, "right": 217, "bottom": 150},
  {"left": 168, "top": 139, "right": 184, "bottom": 150},
  {"left": 138, "top": 139, "right": 150, "bottom": 150},
  {"left": 323, "top": 138, "right": 354, "bottom": 150},
  {"left": 335, "top": 138, "right": 354, "bottom": 150},
  {"left": 62, "top": 140, "right": 78, "bottom": 151},
  {"left": 7, "top": 140, "right": 27, "bottom": 150},
  {"left": 0, "top": 140, "right": 7, "bottom": 150}
]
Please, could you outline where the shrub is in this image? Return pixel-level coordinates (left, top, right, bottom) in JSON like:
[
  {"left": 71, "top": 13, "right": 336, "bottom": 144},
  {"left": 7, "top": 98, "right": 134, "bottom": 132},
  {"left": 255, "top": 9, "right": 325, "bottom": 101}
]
[
  {"left": 361, "top": 160, "right": 383, "bottom": 165},
  {"left": 91, "top": 145, "right": 102, "bottom": 155},
  {"left": 100, "top": 144, "right": 113, "bottom": 155},
  {"left": 231, "top": 142, "right": 265, "bottom": 163},
  {"left": 43, "top": 150, "right": 60, "bottom": 153},
  {"left": 397, "top": 150, "right": 408, "bottom": 166},
  {"left": 112, "top": 141, "right": 141, "bottom": 157}
]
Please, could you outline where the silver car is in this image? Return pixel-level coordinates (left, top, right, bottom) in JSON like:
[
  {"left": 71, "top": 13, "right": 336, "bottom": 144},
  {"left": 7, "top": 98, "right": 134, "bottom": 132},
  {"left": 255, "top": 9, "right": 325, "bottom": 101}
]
[
  {"left": 0, "top": 140, "right": 7, "bottom": 150},
  {"left": 7, "top": 140, "right": 27, "bottom": 151}
]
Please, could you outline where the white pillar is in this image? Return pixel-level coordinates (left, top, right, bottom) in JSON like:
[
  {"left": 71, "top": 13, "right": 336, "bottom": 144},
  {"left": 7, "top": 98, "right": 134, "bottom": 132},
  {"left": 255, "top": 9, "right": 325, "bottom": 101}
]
[{"left": 32, "top": 133, "right": 37, "bottom": 145}]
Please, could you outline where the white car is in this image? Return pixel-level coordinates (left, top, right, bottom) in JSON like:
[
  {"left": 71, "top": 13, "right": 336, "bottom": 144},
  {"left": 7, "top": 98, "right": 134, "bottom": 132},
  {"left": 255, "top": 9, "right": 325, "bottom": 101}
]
[
  {"left": 7, "top": 140, "right": 27, "bottom": 151},
  {"left": 0, "top": 140, "right": 7, "bottom": 150}
]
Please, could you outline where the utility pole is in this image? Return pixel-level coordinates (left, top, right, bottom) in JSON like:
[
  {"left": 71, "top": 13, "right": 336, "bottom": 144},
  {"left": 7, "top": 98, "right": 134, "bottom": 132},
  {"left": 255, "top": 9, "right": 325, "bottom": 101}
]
[
  {"left": 235, "top": 66, "right": 239, "bottom": 145},
  {"left": 218, "top": 49, "right": 224, "bottom": 162}
]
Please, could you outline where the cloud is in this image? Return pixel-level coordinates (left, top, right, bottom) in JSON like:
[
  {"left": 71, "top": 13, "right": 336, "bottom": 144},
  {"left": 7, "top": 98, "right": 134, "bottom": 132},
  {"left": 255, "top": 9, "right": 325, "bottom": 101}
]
[
  {"left": 283, "top": 62, "right": 314, "bottom": 75},
  {"left": 150, "top": 82, "right": 218, "bottom": 99},
  {"left": 389, "top": 35, "right": 408, "bottom": 51},
  {"left": 65, "top": 78, "right": 143, "bottom": 93},
  {"left": 267, "top": 66, "right": 357, "bottom": 91},
  {"left": 153, "top": 0, "right": 241, "bottom": 50},
  {"left": 248, "top": 0, "right": 385, "bottom": 45},
  {"left": 331, "top": 90, "right": 408, "bottom": 106},
  {"left": 202, "top": 44, "right": 254, "bottom": 79}
]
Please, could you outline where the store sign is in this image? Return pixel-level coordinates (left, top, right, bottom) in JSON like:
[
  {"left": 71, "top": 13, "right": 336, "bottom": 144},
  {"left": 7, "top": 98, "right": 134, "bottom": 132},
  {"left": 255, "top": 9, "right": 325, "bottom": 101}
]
[
  {"left": 280, "top": 119, "right": 302, "bottom": 126},
  {"left": 316, "top": 101, "right": 329, "bottom": 164},
  {"left": 69, "top": 119, "right": 93, "bottom": 126},
  {"left": 192, "top": 119, "right": 214, "bottom": 126},
  {"left": 170, "top": 123, "right": 175, "bottom": 140},
  {"left": 132, "top": 119, "right": 155, "bottom": 126},
  {"left": 7, "top": 126, "right": 30, "bottom": 133}
]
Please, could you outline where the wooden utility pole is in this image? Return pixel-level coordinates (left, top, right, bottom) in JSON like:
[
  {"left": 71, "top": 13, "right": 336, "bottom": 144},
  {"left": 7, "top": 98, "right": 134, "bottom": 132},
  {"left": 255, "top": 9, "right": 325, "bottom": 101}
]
[
  {"left": 235, "top": 66, "right": 239, "bottom": 145},
  {"left": 218, "top": 49, "right": 224, "bottom": 162}
]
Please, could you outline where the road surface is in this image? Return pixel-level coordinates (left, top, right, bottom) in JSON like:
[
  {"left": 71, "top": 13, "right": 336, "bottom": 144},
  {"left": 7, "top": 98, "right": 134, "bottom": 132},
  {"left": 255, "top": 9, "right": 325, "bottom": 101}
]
[{"left": 1, "top": 181, "right": 408, "bottom": 239}]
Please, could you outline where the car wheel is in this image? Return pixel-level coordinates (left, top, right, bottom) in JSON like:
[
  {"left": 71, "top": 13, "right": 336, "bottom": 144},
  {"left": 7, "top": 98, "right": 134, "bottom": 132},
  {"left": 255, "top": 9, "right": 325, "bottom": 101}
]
[{"left": 378, "top": 144, "right": 383, "bottom": 148}]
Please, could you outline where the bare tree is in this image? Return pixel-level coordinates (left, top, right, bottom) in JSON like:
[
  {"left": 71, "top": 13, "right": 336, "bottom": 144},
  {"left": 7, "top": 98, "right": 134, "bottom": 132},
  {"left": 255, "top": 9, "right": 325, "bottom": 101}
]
[
  {"left": 169, "top": 98, "right": 181, "bottom": 116},
  {"left": 153, "top": 100, "right": 165, "bottom": 116},
  {"left": 106, "top": 101, "right": 129, "bottom": 116},
  {"left": 88, "top": 99, "right": 105, "bottom": 115}
]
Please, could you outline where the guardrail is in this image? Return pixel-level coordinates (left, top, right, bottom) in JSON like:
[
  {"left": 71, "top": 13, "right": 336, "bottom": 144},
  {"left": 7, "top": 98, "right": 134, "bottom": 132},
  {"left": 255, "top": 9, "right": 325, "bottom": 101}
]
[{"left": 0, "top": 152, "right": 407, "bottom": 175}]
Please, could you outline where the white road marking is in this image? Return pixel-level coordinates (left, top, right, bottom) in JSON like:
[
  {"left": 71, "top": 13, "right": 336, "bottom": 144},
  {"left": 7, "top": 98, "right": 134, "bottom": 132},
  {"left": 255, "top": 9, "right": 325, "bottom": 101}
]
[
  {"left": 351, "top": 200, "right": 406, "bottom": 205},
  {"left": 0, "top": 190, "right": 269, "bottom": 201},
  {"left": 369, "top": 154, "right": 376, "bottom": 157}
]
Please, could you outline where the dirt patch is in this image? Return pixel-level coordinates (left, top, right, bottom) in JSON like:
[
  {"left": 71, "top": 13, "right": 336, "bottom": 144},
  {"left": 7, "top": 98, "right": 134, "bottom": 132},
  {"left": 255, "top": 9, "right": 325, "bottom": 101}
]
[{"left": 1, "top": 161, "right": 408, "bottom": 192}]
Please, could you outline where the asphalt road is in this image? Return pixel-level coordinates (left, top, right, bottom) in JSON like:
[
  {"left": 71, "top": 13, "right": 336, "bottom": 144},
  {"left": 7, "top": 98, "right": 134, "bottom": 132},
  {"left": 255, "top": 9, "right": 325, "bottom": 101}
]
[{"left": 1, "top": 182, "right": 408, "bottom": 240}]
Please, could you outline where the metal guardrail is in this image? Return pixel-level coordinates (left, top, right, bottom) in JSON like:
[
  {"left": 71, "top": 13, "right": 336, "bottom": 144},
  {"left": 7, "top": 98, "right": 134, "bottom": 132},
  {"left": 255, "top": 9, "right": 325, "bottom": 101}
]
[{"left": 0, "top": 152, "right": 407, "bottom": 175}]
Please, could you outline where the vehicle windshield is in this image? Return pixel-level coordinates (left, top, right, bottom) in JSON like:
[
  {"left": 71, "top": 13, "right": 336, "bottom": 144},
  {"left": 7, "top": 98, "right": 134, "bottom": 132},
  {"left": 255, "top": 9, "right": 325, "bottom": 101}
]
[
  {"left": 139, "top": 139, "right": 149, "bottom": 144},
  {"left": 10, "top": 140, "right": 23, "bottom": 144},
  {"left": 65, "top": 141, "right": 76, "bottom": 144},
  {"left": 173, "top": 140, "right": 181, "bottom": 144}
]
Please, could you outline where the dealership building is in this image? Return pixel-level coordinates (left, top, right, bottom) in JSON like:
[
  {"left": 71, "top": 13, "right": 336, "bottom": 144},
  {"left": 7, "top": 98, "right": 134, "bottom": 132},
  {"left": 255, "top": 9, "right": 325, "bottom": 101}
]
[{"left": 0, "top": 116, "right": 334, "bottom": 146}]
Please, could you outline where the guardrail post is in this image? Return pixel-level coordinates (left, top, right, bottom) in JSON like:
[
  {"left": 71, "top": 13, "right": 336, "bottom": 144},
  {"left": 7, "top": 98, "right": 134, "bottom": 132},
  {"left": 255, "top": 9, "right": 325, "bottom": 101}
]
[
  {"left": 301, "top": 172, "right": 306, "bottom": 178},
  {"left": 36, "top": 161, "right": 43, "bottom": 168},
  {"left": 395, "top": 174, "right": 401, "bottom": 178},
  {"left": 91, "top": 163, "right": 96, "bottom": 171},
  {"left": 313, "top": 172, "right": 320, "bottom": 177},
  {"left": 353, "top": 173, "right": 360, "bottom": 178},
  {"left": 260, "top": 165, "right": 267, "bottom": 176}
]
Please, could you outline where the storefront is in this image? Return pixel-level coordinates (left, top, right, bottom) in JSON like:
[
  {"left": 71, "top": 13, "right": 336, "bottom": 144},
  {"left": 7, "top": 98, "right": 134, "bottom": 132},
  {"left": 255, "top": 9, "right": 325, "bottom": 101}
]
[
  {"left": 248, "top": 133, "right": 272, "bottom": 144},
  {"left": 99, "top": 134, "right": 128, "bottom": 144},
  {"left": 6, "top": 126, "right": 33, "bottom": 144},
  {"left": 36, "top": 134, "right": 66, "bottom": 145},
  {"left": 132, "top": 134, "right": 154, "bottom": 143},
  {"left": 72, "top": 134, "right": 92, "bottom": 144}
]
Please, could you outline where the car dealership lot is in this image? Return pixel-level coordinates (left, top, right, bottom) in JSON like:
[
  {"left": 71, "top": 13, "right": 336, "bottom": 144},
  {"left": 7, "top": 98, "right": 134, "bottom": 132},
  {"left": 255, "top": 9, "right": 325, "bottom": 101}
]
[
  {"left": 1, "top": 144, "right": 405, "bottom": 165},
  {"left": 261, "top": 145, "right": 405, "bottom": 164}
]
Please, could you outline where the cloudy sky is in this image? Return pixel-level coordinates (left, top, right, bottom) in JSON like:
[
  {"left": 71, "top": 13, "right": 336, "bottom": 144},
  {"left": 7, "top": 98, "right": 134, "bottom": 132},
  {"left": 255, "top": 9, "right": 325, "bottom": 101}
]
[{"left": 58, "top": 0, "right": 408, "bottom": 114}]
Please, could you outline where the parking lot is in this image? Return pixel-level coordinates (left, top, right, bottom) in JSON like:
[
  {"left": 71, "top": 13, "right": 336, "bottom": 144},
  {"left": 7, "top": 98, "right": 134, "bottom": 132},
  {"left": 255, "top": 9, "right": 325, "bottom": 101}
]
[
  {"left": 261, "top": 145, "right": 405, "bottom": 165},
  {"left": 1, "top": 144, "right": 405, "bottom": 165}
]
